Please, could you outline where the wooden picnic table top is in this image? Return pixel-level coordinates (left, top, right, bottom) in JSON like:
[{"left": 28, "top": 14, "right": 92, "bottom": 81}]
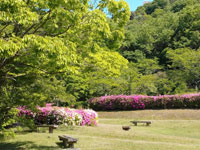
[
  {"left": 59, "top": 135, "right": 78, "bottom": 142},
  {"left": 36, "top": 124, "right": 58, "bottom": 128},
  {"left": 130, "top": 121, "right": 151, "bottom": 123}
]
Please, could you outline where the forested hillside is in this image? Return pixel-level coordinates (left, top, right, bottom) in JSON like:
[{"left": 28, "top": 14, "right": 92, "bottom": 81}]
[{"left": 120, "top": 0, "right": 200, "bottom": 96}]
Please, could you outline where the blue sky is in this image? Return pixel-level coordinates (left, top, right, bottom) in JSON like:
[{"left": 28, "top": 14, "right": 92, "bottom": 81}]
[{"left": 124, "top": 0, "right": 153, "bottom": 11}]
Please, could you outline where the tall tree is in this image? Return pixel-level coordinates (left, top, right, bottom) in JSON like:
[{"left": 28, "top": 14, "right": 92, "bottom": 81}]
[{"left": 0, "top": 0, "right": 130, "bottom": 131}]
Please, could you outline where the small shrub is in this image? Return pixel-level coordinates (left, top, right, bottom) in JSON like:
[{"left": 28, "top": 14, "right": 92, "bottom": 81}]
[{"left": 0, "top": 108, "right": 20, "bottom": 139}]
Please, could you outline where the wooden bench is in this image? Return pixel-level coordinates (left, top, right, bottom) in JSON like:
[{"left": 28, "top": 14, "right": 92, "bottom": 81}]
[
  {"left": 36, "top": 125, "right": 58, "bottom": 133},
  {"left": 130, "top": 121, "right": 151, "bottom": 126},
  {"left": 58, "top": 135, "right": 78, "bottom": 149}
]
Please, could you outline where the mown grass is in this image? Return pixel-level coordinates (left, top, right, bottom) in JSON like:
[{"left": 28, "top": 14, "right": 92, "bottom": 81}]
[
  {"left": 98, "top": 109, "right": 200, "bottom": 120},
  {"left": 1, "top": 109, "right": 200, "bottom": 150}
]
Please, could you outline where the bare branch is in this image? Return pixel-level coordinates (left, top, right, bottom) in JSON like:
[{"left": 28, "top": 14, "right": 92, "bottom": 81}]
[
  {"left": 32, "top": 10, "right": 52, "bottom": 34},
  {"left": 21, "top": 23, "right": 37, "bottom": 38},
  {"left": 0, "top": 58, "right": 7, "bottom": 67},
  {"left": 0, "top": 23, "right": 10, "bottom": 35},
  {"left": 5, "top": 75, "right": 16, "bottom": 81},
  {"left": 15, "top": 62, "right": 66, "bottom": 75},
  {"left": 49, "top": 24, "right": 72, "bottom": 37},
  {"left": 0, "top": 52, "right": 20, "bottom": 70},
  {"left": 21, "top": 12, "right": 49, "bottom": 37},
  {"left": 14, "top": 62, "right": 48, "bottom": 73}
]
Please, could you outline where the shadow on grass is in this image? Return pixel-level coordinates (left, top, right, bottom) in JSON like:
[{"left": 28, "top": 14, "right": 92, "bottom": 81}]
[
  {"left": 0, "top": 141, "right": 59, "bottom": 150},
  {"left": 56, "top": 142, "right": 79, "bottom": 149},
  {"left": 56, "top": 142, "right": 64, "bottom": 148},
  {"left": 59, "top": 125, "right": 78, "bottom": 131}
]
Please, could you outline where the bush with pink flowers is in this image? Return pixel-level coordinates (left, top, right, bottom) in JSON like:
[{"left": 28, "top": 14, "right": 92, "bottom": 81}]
[
  {"left": 18, "top": 104, "right": 98, "bottom": 126},
  {"left": 18, "top": 106, "right": 34, "bottom": 119},
  {"left": 89, "top": 93, "right": 200, "bottom": 110}
]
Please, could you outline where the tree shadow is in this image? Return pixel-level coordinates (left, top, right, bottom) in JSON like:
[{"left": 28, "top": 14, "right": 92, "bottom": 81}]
[
  {"left": 0, "top": 141, "right": 59, "bottom": 150},
  {"left": 0, "top": 141, "right": 33, "bottom": 150},
  {"left": 28, "top": 143, "right": 59, "bottom": 150}
]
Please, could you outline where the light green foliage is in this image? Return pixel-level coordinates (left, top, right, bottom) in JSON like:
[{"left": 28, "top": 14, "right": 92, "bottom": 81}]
[
  {"left": 65, "top": 51, "right": 128, "bottom": 100},
  {"left": 121, "top": 58, "right": 163, "bottom": 95},
  {"left": 82, "top": 51, "right": 128, "bottom": 97},
  {"left": 134, "top": 58, "right": 161, "bottom": 75},
  {"left": 0, "top": 108, "right": 19, "bottom": 139},
  {"left": 82, "top": 51, "right": 128, "bottom": 77},
  {"left": 0, "top": 0, "right": 130, "bottom": 81},
  {"left": 132, "top": 74, "right": 158, "bottom": 95},
  {"left": 167, "top": 48, "right": 200, "bottom": 90},
  {"left": 88, "top": 77, "right": 124, "bottom": 97},
  {"left": 120, "top": 63, "right": 139, "bottom": 95},
  {"left": 153, "top": 72, "right": 178, "bottom": 95}
]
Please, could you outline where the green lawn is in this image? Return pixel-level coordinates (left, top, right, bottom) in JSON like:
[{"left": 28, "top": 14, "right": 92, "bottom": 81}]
[{"left": 1, "top": 110, "right": 200, "bottom": 150}]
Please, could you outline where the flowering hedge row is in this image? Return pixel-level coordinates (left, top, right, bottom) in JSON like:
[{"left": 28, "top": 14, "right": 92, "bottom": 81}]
[
  {"left": 88, "top": 93, "right": 200, "bottom": 110},
  {"left": 18, "top": 104, "right": 98, "bottom": 126}
]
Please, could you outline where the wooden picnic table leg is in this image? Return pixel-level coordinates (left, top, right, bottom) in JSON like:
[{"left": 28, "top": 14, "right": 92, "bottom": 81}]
[
  {"left": 69, "top": 143, "right": 74, "bottom": 148},
  {"left": 63, "top": 140, "right": 68, "bottom": 148},
  {"left": 49, "top": 127, "right": 53, "bottom": 133}
]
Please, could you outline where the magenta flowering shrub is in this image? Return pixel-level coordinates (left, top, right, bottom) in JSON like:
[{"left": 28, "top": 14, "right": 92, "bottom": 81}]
[
  {"left": 89, "top": 95, "right": 145, "bottom": 110},
  {"left": 89, "top": 93, "right": 200, "bottom": 110},
  {"left": 18, "top": 104, "right": 98, "bottom": 126},
  {"left": 75, "top": 109, "right": 98, "bottom": 126},
  {"left": 17, "top": 106, "right": 34, "bottom": 118}
]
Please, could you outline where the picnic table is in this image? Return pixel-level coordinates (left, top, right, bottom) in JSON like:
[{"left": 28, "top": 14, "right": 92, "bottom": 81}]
[
  {"left": 58, "top": 135, "right": 79, "bottom": 149},
  {"left": 130, "top": 121, "right": 151, "bottom": 126}
]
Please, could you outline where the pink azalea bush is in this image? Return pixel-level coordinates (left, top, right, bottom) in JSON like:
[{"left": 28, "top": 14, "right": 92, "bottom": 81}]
[
  {"left": 18, "top": 106, "right": 34, "bottom": 118},
  {"left": 18, "top": 104, "right": 98, "bottom": 126},
  {"left": 89, "top": 95, "right": 145, "bottom": 110},
  {"left": 89, "top": 93, "right": 200, "bottom": 110}
]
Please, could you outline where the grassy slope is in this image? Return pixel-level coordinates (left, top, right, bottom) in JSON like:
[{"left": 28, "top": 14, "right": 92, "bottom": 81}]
[{"left": 1, "top": 109, "right": 200, "bottom": 150}]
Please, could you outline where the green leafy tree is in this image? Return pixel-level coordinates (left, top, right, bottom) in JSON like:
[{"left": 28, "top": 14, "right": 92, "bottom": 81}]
[
  {"left": 172, "top": 4, "right": 200, "bottom": 50},
  {"left": 171, "top": 0, "right": 200, "bottom": 13},
  {"left": 120, "top": 63, "right": 140, "bottom": 95},
  {"left": 167, "top": 48, "right": 200, "bottom": 90},
  {"left": 65, "top": 51, "right": 129, "bottom": 100},
  {"left": 0, "top": 0, "right": 130, "bottom": 134}
]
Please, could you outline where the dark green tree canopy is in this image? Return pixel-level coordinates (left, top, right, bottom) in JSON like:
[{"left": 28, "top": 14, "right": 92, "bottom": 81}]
[{"left": 118, "top": 0, "right": 200, "bottom": 96}]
